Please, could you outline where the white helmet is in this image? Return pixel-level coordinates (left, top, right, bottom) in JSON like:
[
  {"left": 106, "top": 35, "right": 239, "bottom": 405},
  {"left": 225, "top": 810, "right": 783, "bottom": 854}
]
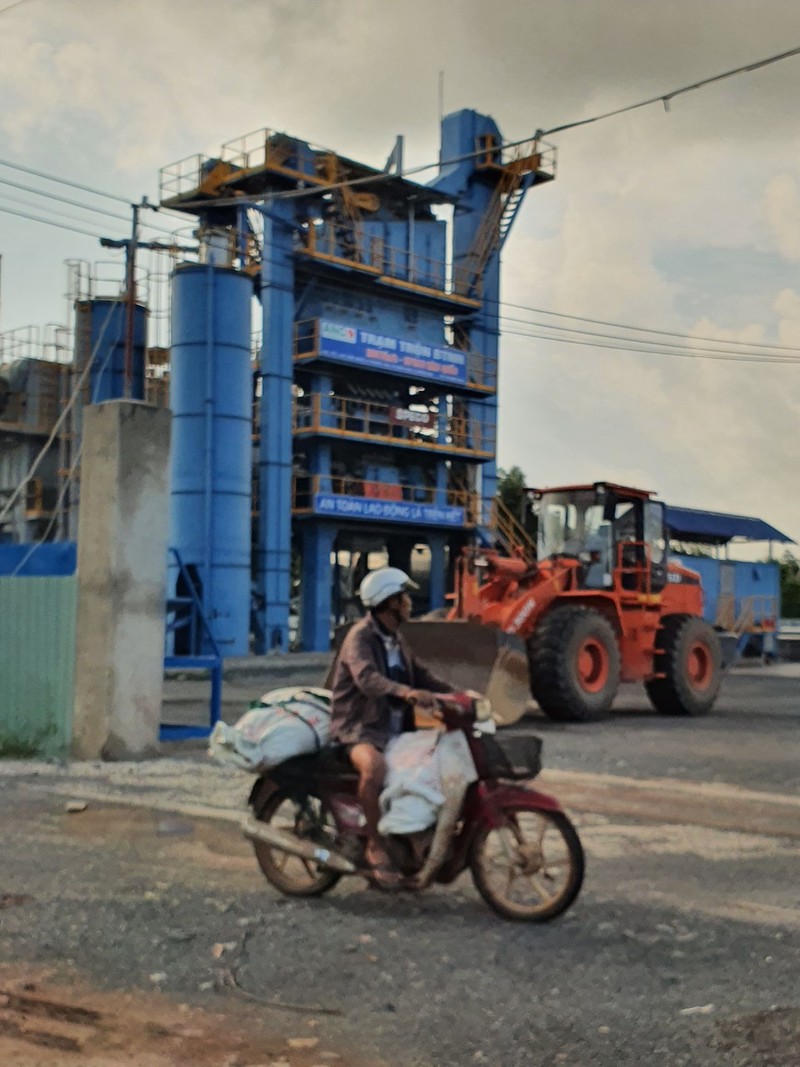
[{"left": 359, "top": 567, "right": 419, "bottom": 609}]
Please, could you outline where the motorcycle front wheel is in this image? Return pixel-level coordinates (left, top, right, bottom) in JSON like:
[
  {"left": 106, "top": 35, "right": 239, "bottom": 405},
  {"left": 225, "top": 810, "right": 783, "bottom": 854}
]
[
  {"left": 470, "top": 808, "right": 584, "bottom": 921},
  {"left": 252, "top": 788, "right": 342, "bottom": 898}
]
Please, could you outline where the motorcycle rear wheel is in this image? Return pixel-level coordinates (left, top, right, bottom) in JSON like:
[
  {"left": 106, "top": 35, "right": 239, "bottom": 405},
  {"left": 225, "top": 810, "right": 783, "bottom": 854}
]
[
  {"left": 470, "top": 808, "right": 584, "bottom": 921},
  {"left": 252, "top": 788, "right": 342, "bottom": 898}
]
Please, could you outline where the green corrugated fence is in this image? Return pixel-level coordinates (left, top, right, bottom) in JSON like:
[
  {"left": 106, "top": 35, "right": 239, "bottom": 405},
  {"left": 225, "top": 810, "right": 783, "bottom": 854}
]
[{"left": 0, "top": 576, "right": 77, "bottom": 758}]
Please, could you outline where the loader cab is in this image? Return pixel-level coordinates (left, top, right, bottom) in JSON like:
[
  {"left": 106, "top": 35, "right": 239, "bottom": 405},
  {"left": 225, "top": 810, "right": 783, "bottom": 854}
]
[{"left": 532, "top": 482, "right": 667, "bottom": 594}]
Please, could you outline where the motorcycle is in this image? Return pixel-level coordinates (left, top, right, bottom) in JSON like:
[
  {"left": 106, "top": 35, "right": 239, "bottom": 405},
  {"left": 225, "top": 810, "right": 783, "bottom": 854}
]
[{"left": 242, "top": 694, "right": 584, "bottom": 922}]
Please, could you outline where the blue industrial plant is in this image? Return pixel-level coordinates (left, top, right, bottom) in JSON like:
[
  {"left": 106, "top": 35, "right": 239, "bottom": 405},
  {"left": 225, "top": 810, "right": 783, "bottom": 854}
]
[
  {"left": 160, "top": 110, "right": 556, "bottom": 653},
  {"left": 1, "top": 110, "right": 793, "bottom": 668}
]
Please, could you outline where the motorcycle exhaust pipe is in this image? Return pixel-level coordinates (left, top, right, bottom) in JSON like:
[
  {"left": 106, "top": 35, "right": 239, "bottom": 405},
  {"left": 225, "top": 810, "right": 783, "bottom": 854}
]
[{"left": 241, "top": 814, "right": 357, "bottom": 874}]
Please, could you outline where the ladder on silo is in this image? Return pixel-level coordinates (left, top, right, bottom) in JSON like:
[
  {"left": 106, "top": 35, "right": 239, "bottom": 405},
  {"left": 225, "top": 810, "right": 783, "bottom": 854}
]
[{"left": 161, "top": 548, "right": 223, "bottom": 742}]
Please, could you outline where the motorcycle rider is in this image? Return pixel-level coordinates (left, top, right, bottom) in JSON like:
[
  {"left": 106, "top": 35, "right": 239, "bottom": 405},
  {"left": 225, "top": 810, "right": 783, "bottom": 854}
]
[{"left": 329, "top": 566, "right": 452, "bottom": 887}]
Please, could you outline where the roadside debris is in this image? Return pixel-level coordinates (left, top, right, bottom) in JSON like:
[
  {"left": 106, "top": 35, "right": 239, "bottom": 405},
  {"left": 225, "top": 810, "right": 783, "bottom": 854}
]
[{"left": 0, "top": 894, "right": 32, "bottom": 908}]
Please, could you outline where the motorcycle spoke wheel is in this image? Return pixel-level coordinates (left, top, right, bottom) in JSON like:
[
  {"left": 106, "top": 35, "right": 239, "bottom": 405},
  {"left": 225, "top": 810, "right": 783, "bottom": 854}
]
[
  {"left": 252, "top": 789, "right": 342, "bottom": 898},
  {"left": 470, "top": 809, "right": 584, "bottom": 922}
]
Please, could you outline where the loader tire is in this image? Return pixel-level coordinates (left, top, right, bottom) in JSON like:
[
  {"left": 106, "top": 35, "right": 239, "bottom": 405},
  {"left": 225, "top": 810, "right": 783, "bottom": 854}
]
[
  {"left": 645, "top": 615, "right": 721, "bottom": 716},
  {"left": 528, "top": 606, "right": 620, "bottom": 722}
]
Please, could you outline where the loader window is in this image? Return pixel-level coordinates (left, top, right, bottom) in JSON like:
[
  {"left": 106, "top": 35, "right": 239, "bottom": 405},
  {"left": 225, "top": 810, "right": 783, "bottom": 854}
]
[
  {"left": 537, "top": 492, "right": 601, "bottom": 560},
  {"left": 541, "top": 504, "right": 578, "bottom": 555}
]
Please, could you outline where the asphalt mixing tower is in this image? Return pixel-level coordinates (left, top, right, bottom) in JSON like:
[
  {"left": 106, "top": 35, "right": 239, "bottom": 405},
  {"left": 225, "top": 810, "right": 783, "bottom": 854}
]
[{"left": 160, "top": 110, "right": 555, "bottom": 653}]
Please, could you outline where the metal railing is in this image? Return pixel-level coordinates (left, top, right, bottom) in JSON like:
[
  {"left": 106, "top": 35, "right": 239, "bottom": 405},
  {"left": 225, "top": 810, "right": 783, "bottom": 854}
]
[
  {"left": 474, "top": 134, "right": 557, "bottom": 178},
  {"left": 159, "top": 154, "right": 222, "bottom": 200},
  {"left": 292, "top": 393, "right": 494, "bottom": 456},
  {"left": 0, "top": 324, "right": 72, "bottom": 365},
  {"left": 298, "top": 224, "right": 476, "bottom": 299},
  {"left": 292, "top": 473, "right": 479, "bottom": 524},
  {"left": 221, "top": 127, "right": 333, "bottom": 186},
  {"left": 292, "top": 319, "right": 497, "bottom": 392},
  {"left": 161, "top": 129, "right": 344, "bottom": 201},
  {"left": 480, "top": 497, "right": 537, "bottom": 562}
]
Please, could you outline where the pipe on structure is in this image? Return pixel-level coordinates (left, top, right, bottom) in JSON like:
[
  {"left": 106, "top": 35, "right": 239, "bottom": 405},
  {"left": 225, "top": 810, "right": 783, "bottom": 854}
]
[
  {"left": 169, "top": 263, "right": 253, "bottom": 656},
  {"left": 255, "top": 199, "right": 295, "bottom": 652}
]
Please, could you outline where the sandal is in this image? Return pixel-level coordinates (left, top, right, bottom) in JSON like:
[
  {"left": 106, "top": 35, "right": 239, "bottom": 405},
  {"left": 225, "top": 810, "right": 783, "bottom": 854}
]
[{"left": 365, "top": 845, "right": 404, "bottom": 889}]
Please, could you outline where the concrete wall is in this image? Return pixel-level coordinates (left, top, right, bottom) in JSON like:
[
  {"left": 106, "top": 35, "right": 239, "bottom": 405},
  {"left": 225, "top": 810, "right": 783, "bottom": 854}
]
[{"left": 72, "top": 402, "right": 172, "bottom": 759}]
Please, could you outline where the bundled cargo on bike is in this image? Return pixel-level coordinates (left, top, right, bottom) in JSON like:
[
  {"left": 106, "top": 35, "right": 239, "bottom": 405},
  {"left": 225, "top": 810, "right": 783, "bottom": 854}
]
[{"left": 209, "top": 687, "right": 332, "bottom": 772}]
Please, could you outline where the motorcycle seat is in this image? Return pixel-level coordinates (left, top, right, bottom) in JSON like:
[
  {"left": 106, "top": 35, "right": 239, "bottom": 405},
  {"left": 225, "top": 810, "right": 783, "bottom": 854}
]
[{"left": 270, "top": 744, "right": 358, "bottom": 786}]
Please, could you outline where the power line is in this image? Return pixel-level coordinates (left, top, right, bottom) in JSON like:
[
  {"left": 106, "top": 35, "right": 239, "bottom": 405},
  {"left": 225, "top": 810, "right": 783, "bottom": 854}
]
[
  {"left": 0, "top": 202, "right": 112, "bottom": 240},
  {"left": 0, "top": 157, "right": 131, "bottom": 205},
  {"left": 537, "top": 44, "right": 800, "bottom": 138},
  {"left": 2, "top": 38, "right": 798, "bottom": 242},
  {"left": 165, "top": 42, "right": 800, "bottom": 215},
  {"left": 500, "top": 322, "right": 800, "bottom": 365},
  {"left": 0, "top": 175, "right": 131, "bottom": 222},
  {"left": 0, "top": 0, "right": 33, "bottom": 15},
  {"left": 0, "top": 191, "right": 131, "bottom": 234},
  {"left": 495, "top": 311, "right": 800, "bottom": 362},
  {"left": 0, "top": 153, "right": 196, "bottom": 236},
  {"left": 490, "top": 298, "right": 800, "bottom": 354},
  {"left": 0, "top": 174, "right": 192, "bottom": 238}
]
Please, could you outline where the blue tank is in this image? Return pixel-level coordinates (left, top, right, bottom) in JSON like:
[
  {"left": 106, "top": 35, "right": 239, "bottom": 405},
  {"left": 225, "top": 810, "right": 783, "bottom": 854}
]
[
  {"left": 76, "top": 298, "right": 147, "bottom": 403},
  {"left": 169, "top": 263, "right": 253, "bottom": 656}
]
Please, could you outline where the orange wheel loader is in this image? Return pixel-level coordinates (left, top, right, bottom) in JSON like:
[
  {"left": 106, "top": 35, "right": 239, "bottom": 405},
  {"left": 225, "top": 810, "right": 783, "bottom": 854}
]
[{"left": 406, "top": 482, "right": 723, "bottom": 724}]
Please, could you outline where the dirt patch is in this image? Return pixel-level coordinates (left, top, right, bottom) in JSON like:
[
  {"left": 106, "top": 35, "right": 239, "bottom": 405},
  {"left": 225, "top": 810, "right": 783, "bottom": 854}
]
[
  {"left": 0, "top": 966, "right": 365, "bottom": 1067},
  {"left": 712, "top": 1006, "right": 800, "bottom": 1067},
  {"left": 58, "top": 803, "right": 258, "bottom": 880}
]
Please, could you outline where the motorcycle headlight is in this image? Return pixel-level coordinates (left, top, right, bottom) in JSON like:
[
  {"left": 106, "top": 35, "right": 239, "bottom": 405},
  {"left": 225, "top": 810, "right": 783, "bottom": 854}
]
[{"left": 474, "top": 697, "right": 493, "bottom": 721}]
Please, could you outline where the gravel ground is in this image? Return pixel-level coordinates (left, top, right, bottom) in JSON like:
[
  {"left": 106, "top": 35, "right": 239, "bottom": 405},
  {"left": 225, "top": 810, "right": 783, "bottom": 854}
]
[
  {"left": 1, "top": 666, "right": 798, "bottom": 1066},
  {"left": 1, "top": 790, "right": 799, "bottom": 1063}
]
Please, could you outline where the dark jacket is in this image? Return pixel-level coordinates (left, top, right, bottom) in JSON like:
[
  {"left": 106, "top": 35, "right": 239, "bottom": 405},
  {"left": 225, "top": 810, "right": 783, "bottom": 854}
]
[{"left": 330, "top": 614, "right": 451, "bottom": 747}]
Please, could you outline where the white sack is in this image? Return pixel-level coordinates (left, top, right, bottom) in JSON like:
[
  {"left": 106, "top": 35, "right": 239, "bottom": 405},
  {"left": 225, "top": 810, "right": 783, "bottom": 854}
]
[
  {"left": 208, "top": 687, "right": 332, "bottom": 773},
  {"left": 378, "top": 729, "right": 478, "bottom": 836}
]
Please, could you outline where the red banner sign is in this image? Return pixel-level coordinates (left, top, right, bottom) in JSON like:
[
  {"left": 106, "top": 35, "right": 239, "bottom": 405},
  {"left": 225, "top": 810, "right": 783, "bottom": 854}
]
[{"left": 389, "top": 406, "right": 436, "bottom": 429}]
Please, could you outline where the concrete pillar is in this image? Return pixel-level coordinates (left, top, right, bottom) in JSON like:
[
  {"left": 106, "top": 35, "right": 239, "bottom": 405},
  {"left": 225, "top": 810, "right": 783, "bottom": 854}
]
[{"left": 72, "top": 402, "right": 172, "bottom": 760}]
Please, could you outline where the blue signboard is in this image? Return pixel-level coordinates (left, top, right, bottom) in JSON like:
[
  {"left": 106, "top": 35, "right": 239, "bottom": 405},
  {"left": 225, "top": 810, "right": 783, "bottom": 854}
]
[
  {"left": 314, "top": 493, "right": 465, "bottom": 528},
  {"left": 318, "top": 320, "right": 467, "bottom": 386},
  {"left": 0, "top": 541, "right": 77, "bottom": 576}
]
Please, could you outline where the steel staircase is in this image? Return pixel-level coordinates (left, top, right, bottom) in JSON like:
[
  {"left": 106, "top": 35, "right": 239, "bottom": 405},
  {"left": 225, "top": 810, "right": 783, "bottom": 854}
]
[
  {"left": 460, "top": 161, "right": 530, "bottom": 296},
  {"left": 475, "top": 495, "right": 537, "bottom": 565}
]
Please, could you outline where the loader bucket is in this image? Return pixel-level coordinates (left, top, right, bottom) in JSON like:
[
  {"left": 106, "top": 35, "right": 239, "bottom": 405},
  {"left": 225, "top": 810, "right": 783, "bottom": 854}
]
[
  {"left": 327, "top": 620, "right": 534, "bottom": 725},
  {"left": 402, "top": 620, "right": 533, "bottom": 726}
]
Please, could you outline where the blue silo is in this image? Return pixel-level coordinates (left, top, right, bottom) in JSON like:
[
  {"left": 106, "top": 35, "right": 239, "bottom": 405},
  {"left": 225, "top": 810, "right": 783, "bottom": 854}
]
[
  {"left": 75, "top": 298, "right": 147, "bottom": 403},
  {"left": 169, "top": 263, "right": 253, "bottom": 656}
]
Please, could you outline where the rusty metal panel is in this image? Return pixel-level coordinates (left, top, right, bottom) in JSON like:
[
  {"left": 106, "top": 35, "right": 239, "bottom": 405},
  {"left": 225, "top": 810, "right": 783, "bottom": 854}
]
[{"left": 0, "top": 576, "right": 76, "bottom": 757}]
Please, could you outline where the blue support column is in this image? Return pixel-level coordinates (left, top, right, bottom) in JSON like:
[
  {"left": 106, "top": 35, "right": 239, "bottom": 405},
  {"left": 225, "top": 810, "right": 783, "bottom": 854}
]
[
  {"left": 428, "top": 532, "right": 447, "bottom": 610},
  {"left": 256, "top": 201, "right": 295, "bottom": 651},
  {"left": 300, "top": 522, "right": 336, "bottom": 651}
]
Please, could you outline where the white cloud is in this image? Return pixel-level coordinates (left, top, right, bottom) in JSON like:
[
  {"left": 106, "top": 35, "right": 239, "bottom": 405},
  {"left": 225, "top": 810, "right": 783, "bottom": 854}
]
[{"left": 764, "top": 174, "right": 800, "bottom": 261}]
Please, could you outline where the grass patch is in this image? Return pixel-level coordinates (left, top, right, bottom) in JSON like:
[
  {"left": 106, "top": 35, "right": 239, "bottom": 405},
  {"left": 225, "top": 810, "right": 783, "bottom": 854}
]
[{"left": 0, "top": 722, "right": 58, "bottom": 759}]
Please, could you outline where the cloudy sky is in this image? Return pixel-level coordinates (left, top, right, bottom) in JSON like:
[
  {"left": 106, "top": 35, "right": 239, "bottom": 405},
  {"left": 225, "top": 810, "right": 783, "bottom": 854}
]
[{"left": 1, "top": 0, "right": 800, "bottom": 549}]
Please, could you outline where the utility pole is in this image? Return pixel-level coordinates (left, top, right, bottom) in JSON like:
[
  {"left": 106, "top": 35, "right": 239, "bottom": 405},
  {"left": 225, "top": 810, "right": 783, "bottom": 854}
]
[
  {"left": 123, "top": 202, "right": 140, "bottom": 399},
  {"left": 101, "top": 200, "right": 196, "bottom": 398}
]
